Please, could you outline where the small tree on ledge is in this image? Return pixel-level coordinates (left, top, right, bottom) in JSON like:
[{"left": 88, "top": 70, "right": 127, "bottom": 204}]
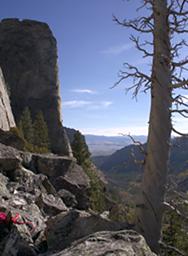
[
  {"left": 71, "top": 131, "right": 90, "bottom": 165},
  {"left": 33, "top": 111, "right": 50, "bottom": 151},
  {"left": 18, "top": 107, "right": 33, "bottom": 144}
]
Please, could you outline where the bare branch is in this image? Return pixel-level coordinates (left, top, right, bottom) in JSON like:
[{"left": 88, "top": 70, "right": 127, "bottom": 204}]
[
  {"left": 119, "top": 133, "right": 146, "bottom": 166},
  {"left": 171, "top": 109, "right": 188, "bottom": 118},
  {"left": 171, "top": 10, "right": 188, "bottom": 16},
  {"left": 129, "top": 35, "right": 153, "bottom": 58},
  {"left": 170, "top": 0, "right": 188, "bottom": 16},
  {"left": 169, "top": 0, "right": 188, "bottom": 34},
  {"left": 171, "top": 40, "right": 188, "bottom": 58},
  {"left": 172, "top": 78, "right": 188, "bottom": 89},
  {"left": 172, "top": 95, "right": 188, "bottom": 108},
  {"left": 172, "top": 27, "right": 188, "bottom": 34},
  {"left": 127, "top": 134, "right": 146, "bottom": 155},
  {"left": 113, "top": 63, "right": 151, "bottom": 97},
  {"left": 136, "top": 0, "right": 152, "bottom": 12},
  {"left": 172, "top": 58, "right": 188, "bottom": 68},
  {"left": 113, "top": 15, "right": 153, "bottom": 33},
  {"left": 172, "top": 127, "right": 188, "bottom": 136}
]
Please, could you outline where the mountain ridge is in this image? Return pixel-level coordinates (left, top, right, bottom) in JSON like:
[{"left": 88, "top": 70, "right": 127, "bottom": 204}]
[{"left": 85, "top": 134, "right": 147, "bottom": 156}]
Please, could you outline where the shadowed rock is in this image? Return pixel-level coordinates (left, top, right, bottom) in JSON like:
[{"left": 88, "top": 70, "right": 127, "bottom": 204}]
[
  {"left": 42, "top": 230, "right": 156, "bottom": 256},
  {"left": 0, "top": 143, "right": 21, "bottom": 171},
  {"left": 0, "top": 18, "right": 71, "bottom": 156},
  {"left": 45, "top": 209, "right": 129, "bottom": 252}
]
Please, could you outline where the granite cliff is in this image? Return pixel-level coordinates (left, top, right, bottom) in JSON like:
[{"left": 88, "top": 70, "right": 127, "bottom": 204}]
[
  {"left": 0, "top": 18, "right": 71, "bottom": 156},
  {"left": 0, "top": 68, "right": 15, "bottom": 131}
]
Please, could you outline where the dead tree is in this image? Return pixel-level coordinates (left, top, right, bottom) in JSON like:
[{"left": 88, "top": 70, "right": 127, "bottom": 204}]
[{"left": 114, "top": 0, "right": 188, "bottom": 253}]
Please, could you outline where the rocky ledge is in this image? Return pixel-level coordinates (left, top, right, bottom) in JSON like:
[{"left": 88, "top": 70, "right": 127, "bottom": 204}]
[
  {"left": 0, "top": 19, "right": 71, "bottom": 156},
  {"left": 0, "top": 142, "right": 156, "bottom": 255},
  {"left": 44, "top": 230, "right": 156, "bottom": 256}
]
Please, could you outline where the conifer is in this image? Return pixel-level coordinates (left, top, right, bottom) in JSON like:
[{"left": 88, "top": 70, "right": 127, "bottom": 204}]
[
  {"left": 18, "top": 107, "right": 33, "bottom": 144},
  {"left": 33, "top": 111, "right": 50, "bottom": 151},
  {"left": 71, "top": 131, "right": 90, "bottom": 165}
]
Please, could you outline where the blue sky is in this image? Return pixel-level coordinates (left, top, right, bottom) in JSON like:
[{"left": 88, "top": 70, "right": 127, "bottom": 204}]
[{"left": 1, "top": 0, "right": 187, "bottom": 136}]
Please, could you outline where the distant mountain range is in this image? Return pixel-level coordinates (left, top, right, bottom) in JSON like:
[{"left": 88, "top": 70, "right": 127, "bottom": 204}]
[
  {"left": 92, "top": 136, "right": 188, "bottom": 189},
  {"left": 85, "top": 135, "right": 147, "bottom": 156}
]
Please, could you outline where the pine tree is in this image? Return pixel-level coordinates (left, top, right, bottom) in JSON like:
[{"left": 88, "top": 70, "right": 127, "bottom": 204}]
[
  {"left": 18, "top": 107, "right": 33, "bottom": 144},
  {"left": 71, "top": 131, "right": 106, "bottom": 212},
  {"left": 71, "top": 131, "right": 90, "bottom": 165},
  {"left": 33, "top": 111, "right": 50, "bottom": 151}
]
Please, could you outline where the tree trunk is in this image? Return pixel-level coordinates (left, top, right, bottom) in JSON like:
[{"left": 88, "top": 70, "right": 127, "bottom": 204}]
[{"left": 136, "top": 0, "right": 172, "bottom": 253}]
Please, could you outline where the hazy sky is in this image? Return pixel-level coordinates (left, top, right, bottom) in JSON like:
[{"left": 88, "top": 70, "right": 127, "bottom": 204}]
[{"left": 1, "top": 0, "right": 187, "bottom": 135}]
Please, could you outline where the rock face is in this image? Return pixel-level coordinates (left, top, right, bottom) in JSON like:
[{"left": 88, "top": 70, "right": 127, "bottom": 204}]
[
  {"left": 0, "top": 142, "right": 156, "bottom": 255},
  {"left": 0, "top": 68, "right": 15, "bottom": 131},
  {"left": 43, "top": 230, "right": 156, "bottom": 256},
  {"left": 0, "top": 18, "right": 71, "bottom": 156}
]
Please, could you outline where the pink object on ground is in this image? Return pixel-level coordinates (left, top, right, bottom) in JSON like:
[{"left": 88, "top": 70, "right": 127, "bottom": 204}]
[{"left": 0, "top": 212, "right": 35, "bottom": 232}]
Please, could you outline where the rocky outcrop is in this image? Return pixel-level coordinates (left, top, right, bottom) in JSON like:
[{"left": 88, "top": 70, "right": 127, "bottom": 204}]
[
  {"left": 46, "top": 209, "right": 128, "bottom": 252},
  {"left": 0, "top": 142, "right": 156, "bottom": 255},
  {"left": 42, "top": 230, "right": 156, "bottom": 256},
  {"left": 0, "top": 18, "right": 71, "bottom": 156},
  {"left": 0, "top": 143, "right": 90, "bottom": 210},
  {"left": 0, "top": 68, "right": 15, "bottom": 131},
  {"left": 0, "top": 143, "right": 21, "bottom": 171},
  {"left": 29, "top": 154, "right": 91, "bottom": 210},
  {"left": 0, "top": 166, "right": 53, "bottom": 255}
]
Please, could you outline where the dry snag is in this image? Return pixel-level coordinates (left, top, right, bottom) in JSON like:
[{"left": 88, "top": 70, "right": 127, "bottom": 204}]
[{"left": 114, "top": 0, "right": 188, "bottom": 253}]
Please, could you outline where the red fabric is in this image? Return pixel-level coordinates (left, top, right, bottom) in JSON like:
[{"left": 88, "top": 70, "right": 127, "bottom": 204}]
[
  {"left": 0, "top": 212, "right": 35, "bottom": 231},
  {"left": 0, "top": 212, "right": 8, "bottom": 223}
]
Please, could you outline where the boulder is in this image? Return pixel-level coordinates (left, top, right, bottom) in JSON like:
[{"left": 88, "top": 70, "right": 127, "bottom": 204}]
[
  {"left": 30, "top": 154, "right": 75, "bottom": 177},
  {"left": 0, "top": 166, "right": 52, "bottom": 255},
  {"left": 35, "top": 193, "right": 67, "bottom": 216},
  {"left": 0, "top": 143, "right": 21, "bottom": 171},
  {"left": 0, "top": 129, "right": 25, "bottom": 150},
  {"left": 42, "top": 230, "right": 156, "bottom": 256},
  {"left": 0, "top": 18, "right": 71, "bottom": 156},
  {"left": 0, "top": 226, "right": 38, "bottom": 256},
  {"left": 45, "top": 209, "right": 128, "bottom": 251},
  {"left": 58, "top": 189, "right": 77, "bottom": 208},
  {"left": 31, "top": 154, "right": 90, "bottom": 210},
  {"left": 0, "top": 68, "right": 15, "bottom": 131}
]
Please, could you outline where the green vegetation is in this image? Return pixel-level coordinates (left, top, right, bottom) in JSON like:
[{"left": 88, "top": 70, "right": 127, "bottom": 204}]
[
  {"left": 18, "top": 108, "right": 50, "bottom": 153},
  {"left": 162, "top": 207, "right": 188, "bottom": 255},
  {"left": 84, "top": 161, "right": 106, "bottom": 213},
  {"left": 71, "top": 131, "right": 106, "bottom": 212},
  {"left": 18, "top": 107, "right": 33, "bottom": 144},
  {"left": 71, "top": 131, "right": 90, "bottom": 165},
  {"left": 109, "top": 203, "right": 136, "bottom": 224},
  {"left": 33, "top": 111, "right": 50, "bottom": 151}
]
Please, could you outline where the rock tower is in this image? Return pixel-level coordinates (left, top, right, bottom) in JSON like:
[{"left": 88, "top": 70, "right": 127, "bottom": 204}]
[{"left": 0, "top": 19, "right": 71, "bottom": 155}]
